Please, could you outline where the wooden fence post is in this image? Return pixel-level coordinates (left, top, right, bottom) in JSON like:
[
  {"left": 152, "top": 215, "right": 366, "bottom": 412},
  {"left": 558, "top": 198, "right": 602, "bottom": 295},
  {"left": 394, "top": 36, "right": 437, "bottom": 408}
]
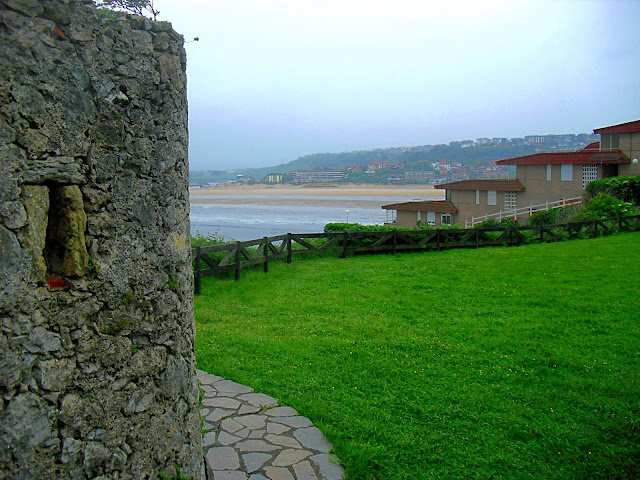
[
  {"left": 342, "top": 232, "right": 349, "bottom": 258},
  {"left": 234, "top": 241, "right": 241, "bottom": 281},
  {"left": 263, "top": 236, "right": 269, "bottom": 273},
  {"left": 287, "top": 233, "right": 292, "bottom": 264},
  {"left": 392, "top": 230, "right": 397, "bottom": 255},
  {"left": 194, "top": 247, "right": 201, "bottom": 295},
  {"left": 594, "top": 220, "right": 598, "bottom": 238},
  {"left": 474, "top": 229, "right": 479, "bottom": 249},
  {"left": 436, "top": 229, "right": 441, "bottom": 250}
]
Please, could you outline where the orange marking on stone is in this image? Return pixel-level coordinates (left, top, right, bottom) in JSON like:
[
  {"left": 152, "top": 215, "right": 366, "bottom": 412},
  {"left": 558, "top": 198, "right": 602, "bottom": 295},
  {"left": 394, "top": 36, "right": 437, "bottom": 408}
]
[
  {"left": 47, "top": 277, "right": 66, "bottom": 289},
  {"left": 55, "top": 26, "right": 67, "bottom": 40}
]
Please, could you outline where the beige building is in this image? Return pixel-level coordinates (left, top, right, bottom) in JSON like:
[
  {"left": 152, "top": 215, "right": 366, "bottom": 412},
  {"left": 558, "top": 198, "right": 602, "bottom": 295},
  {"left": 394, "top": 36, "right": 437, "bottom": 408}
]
[
  {"left": 383, "top": 119, "right": 639, "bottom": 228},
  {"left": 382, "top": 201, "right": 457, "bottom": 227}
]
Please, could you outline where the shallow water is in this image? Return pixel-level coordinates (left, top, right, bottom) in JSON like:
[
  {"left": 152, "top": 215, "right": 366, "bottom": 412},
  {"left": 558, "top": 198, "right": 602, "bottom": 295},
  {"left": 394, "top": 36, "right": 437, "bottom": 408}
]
[{"left": 189, "top": 195, "right": 416, "bottom": 241}]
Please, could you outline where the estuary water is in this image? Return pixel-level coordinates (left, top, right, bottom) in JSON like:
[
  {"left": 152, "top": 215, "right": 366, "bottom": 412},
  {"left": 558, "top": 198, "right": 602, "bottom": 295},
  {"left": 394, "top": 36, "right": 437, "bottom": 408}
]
[{"left": 189, "top": 194, "right": 419, "bottom": 241}]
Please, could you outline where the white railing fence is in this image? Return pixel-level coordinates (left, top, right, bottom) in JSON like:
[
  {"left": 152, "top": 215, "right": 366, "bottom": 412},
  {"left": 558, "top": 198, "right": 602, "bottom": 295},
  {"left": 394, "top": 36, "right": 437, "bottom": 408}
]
[{"left": 465, "top": 196, "right": 583, "bottom": 228}]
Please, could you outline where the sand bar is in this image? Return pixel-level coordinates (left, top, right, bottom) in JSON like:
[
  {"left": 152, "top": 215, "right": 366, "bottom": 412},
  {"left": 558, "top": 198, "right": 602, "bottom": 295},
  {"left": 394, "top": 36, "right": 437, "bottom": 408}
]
[{"left": 189, "top": 183, "right": 444, "bottom": 207}]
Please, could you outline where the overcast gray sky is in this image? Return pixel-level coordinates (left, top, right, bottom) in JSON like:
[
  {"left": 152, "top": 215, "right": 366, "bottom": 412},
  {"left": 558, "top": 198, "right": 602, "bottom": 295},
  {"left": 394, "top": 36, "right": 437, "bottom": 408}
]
[{"left": 153, "top": 0, "right": 640, "bottom": 171}]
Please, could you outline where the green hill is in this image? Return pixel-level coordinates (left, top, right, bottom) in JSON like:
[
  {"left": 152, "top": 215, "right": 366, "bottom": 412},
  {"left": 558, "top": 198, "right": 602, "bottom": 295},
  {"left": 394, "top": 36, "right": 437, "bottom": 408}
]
[{"left": 190, "top": 144, "right": 538, "bottom": 183}]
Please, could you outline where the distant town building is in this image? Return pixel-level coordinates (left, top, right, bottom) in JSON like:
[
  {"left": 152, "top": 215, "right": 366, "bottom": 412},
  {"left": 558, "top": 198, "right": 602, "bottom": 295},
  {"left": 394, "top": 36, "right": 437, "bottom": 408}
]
[
  {"left": 264, "top": 173, "right": 283, "bottom": 183},
  {"left": 404, "top": 171, "right": 435, "bottom": 184},
  {"left": 386, "top": 173, "right": 404, "bottom": 183},
  {"left": 290, "top": 170, "right": 345, "bottom": 183}
]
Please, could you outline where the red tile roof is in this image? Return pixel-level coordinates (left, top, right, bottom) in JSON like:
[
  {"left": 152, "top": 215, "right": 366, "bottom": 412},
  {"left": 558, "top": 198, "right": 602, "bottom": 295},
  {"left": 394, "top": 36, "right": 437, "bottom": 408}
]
[
  {"left": 583, "top": 141, "right": 600, "bottom": 151},
  {"left": 593, "top": 119, "right": 640, "bottom": 134},
  {"left": 434, "top": 179, "right": 525, "bottom": 192},
  {"left": 381, "top": 200, "right": 458, "bottom": 214},
  {"left": 495, "top": 150, "right": 629, "bottom": 166}
]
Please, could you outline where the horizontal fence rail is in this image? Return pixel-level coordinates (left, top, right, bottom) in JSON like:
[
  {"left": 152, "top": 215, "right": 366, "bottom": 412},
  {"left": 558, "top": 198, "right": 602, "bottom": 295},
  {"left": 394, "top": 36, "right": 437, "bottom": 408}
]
[
  {"left": 192, "top": 214, "right": 640, "bottom": 294},
  {"left": 466, "top": 196, "right": 584, "bottom": 228}
]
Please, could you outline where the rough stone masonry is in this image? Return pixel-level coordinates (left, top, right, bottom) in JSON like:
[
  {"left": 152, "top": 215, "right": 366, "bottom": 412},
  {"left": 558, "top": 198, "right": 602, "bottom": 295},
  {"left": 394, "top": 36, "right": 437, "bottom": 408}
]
[{"left": 0, "top": 0, "right": 204, "bottom": 478}]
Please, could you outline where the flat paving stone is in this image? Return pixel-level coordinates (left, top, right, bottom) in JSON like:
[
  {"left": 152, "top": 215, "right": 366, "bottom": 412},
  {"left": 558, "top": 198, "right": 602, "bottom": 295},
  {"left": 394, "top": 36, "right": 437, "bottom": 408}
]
[
  {"left": 205, "top": 397, "right": 242, "bottom": 409},
  {"left": 216, "top": 379, "right": 254, "bottom": 394},
  {"left": 235, "top": 440, "right": 281, "bottom": 453},
  {"left": 235, "top": 414, "right": 267, "bottom": 430},
  {"left": 206, "top": 446, "right": 240, "bottom": 471},
  {"left": 203, "top": 431, "right": 217, "bottom": 447},
  {"left": 197, "top": 371, "right": 224, "bottom": 384},
  {"left": 239, "top": 392, "right": 279, "bottom": 407},
  {"left": 271, "top": 416, "right": 314, "bottom": 428},
  {"left": 207, "top": 408, "right": 236, "bottom": 422},
  {"left": 266, "top": 422, "right": 291, "bottom": 435},
  {"left": 293, "top": 427, "right": 332, "bottom": 453},
  {"left": 200, "top": 370, "right": 343, "bottom": 479},
  {"left": 212, "top": 472, "right": 248, "bottom": 480},
  {"left": 292, "top": 461, "right": 318, "bottom": 480},
  {"left": 309, "top": 454, "right": 345, "bottom": 480},
  {"left": 243, "top": 452, "right": 273, "bottom": 473},
  {"left": 264, "top": 434, "right": 302, "bottom": 449},
  {"left": 248, "top": 429, "right": 266, "bottom": 439},
  {"left": 221, "top": 418, "right": 244, "bottom": 434},
  {"left": 272, "top": 449, "right": 312, "bottom": 467},
  {"left": 218, "top": 431, "right": 242, "bottom": 446},
  {"left": 264, "top": 406, "right": 298, "bottom": 417},
  {"left": 264, "top": 466, "right": 295, "bottom": 480},
  {"left": 239, "top": 404, "right": 262, "bottom": 415}
]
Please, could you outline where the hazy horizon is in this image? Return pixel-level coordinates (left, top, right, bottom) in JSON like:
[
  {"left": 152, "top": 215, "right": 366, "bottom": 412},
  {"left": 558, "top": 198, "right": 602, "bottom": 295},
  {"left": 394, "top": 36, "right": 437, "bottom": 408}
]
[{"left": 154, "top": 0, "right": 640, "bottom": 171}]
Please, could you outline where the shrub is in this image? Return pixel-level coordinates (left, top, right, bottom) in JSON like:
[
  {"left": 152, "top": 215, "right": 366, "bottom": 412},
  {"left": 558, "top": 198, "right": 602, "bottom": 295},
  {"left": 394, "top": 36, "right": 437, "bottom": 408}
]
[
  {"left": 96, "top": 0, "right": 159, "bottom": 20},
  {"left": 191, "top": 231, "right": 226, "bottom": 248},
  {"left": 324, "top": 223, "right": 392, "bottom": 233},
  {"left": 324, "top": 222, "right": 440, "bottom": 233},
  {"left": 575, "top": 193, "right": 636, "bottom": 221},
  {"left": 529, "top": 209, "right": 560, "bottom": 226},
  {"left": 473, "top": 217, "right": 519, "bottom": 228},
  {"left": 585, "top": 175, "right": 640, "bottom": 204}
]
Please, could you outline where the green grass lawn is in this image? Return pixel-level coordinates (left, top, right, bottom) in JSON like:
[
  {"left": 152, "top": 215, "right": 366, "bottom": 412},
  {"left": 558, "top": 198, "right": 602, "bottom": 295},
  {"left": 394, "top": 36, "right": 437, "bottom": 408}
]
[{"left": 194, "top": 232, "right": 640, "bottom": 479}]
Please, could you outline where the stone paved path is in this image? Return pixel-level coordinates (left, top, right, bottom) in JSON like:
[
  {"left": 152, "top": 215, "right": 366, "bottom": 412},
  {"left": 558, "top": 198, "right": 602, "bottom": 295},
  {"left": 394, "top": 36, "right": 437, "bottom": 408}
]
[{"left": 197, "top": 370, "right": 345, "bottom": 480}]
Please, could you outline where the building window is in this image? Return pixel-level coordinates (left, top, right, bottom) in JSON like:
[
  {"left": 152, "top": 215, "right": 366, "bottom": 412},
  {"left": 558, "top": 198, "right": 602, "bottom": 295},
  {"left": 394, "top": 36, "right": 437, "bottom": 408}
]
[
  {"left": 475, "top": 190, "right": 480, "bottom": 205},
  {"left": 600, "top": 134, "right": 619, "bottom": 151},
  {"left": 446, "top": 190, "right": 451, "bottom": 202},
  {"left": 417, "top": 211, "right": 421, "bottom": 223},
  {"left": 427, "top": 211, "right": 435, "bottom": 226},
  {"left": 508, "top": 165, "right": 517, "bottom": 179},
  {"left": 504, "top": 192, "right": 517, "bottom": 211},
  {"left": 546, "top": 164, "right": 552, "bottom": 181},
  {"left": 561, "top": 164, "right": 573, "bottom": 181},
  {"left": 582, "top": 165, "right": 598, "bottom": 189},
  {"left": 487, "top": 190, "right": 497, "bottom": 206},
  {"left": 441, "top": 213, "right": 452, "bottom": 226}
]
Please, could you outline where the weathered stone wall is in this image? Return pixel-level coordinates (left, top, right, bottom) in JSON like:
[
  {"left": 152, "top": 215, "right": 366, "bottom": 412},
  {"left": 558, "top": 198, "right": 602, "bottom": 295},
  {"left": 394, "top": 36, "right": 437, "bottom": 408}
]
[{"left": 0, "top": 0, "right": 204, "bottom": 478}]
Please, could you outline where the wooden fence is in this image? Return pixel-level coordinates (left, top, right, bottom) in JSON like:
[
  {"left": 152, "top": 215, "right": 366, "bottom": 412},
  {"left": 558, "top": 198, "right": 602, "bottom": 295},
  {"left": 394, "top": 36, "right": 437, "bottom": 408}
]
[{"left": 192, "top": 214, "right": 640, "bottom": 294}]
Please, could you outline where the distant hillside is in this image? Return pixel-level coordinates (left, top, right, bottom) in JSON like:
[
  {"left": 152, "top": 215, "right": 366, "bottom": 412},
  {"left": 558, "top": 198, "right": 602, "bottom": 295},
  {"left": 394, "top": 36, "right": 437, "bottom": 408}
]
[{"left": 190, "top": 144, "right": 539, "bottom": 183}]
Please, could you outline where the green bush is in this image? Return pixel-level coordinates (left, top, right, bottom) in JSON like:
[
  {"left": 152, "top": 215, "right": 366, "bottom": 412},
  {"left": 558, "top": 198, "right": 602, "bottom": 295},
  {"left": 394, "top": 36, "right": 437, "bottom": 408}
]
[
  {"left": 576, "top": 193, "right": 636, "bottom": 221},
  {"left": 324, "top": 222, "right": 446, "bottom": 233},
  {"left": 585, "top": 175, "right": 640, "bottom": 204},
  {"left": 191, "top": 231, "right": 226, "bottom": 248},
  {"left": 473, "top": 217, "right": 519, "bottom": 228},
  {"left": 529, "top": 209, "right": 560, "bottom": 226},
  {"left": 325, "top": 223, "right": 391, "bottom": 233}
]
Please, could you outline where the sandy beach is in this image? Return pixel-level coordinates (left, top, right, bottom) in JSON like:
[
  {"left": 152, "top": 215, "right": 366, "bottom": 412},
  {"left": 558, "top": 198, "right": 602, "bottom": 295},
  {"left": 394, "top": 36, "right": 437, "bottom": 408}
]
[{"left": 189, "top": 183, "right": 444, "bottom": 207}]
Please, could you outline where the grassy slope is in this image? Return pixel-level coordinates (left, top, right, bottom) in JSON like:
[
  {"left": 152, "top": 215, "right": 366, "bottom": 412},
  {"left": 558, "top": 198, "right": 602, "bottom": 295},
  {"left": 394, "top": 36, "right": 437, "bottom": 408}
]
[{"left": 195, "top": 233, "right": 640, "bottom": 479}]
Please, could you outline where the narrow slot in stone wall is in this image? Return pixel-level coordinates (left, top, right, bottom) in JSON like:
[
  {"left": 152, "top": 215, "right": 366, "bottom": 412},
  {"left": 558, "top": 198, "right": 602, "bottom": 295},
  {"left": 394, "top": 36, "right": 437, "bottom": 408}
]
[{"left": 0, "top": 0, "right": 204, "bottom": 478}]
